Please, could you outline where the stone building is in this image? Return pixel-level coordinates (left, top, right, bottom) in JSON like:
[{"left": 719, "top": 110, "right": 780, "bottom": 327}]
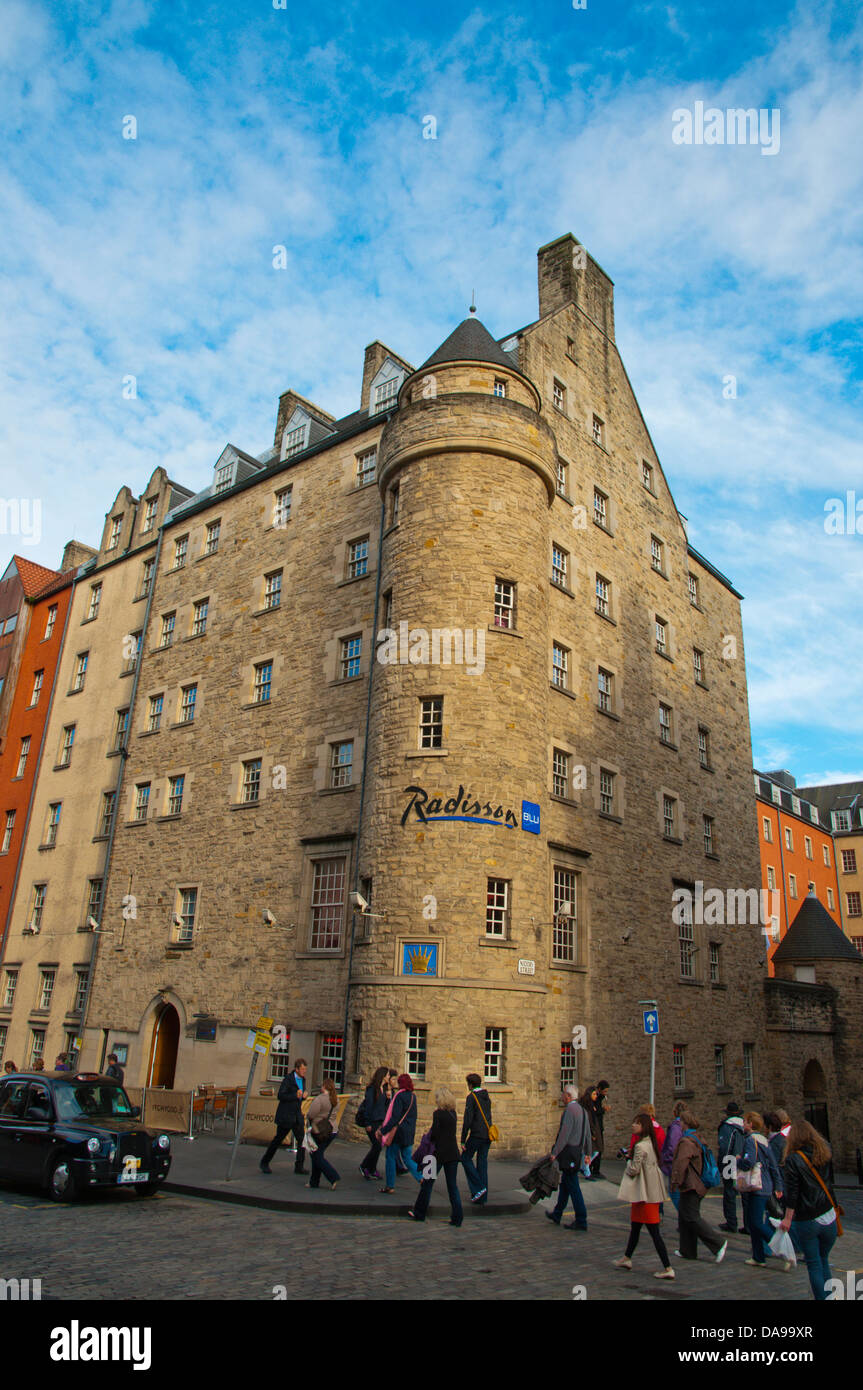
[
  {"left": 797, "top": 780, "right": 863, "bottom": 949},
  {"left": 71, "top": 234, "right": 772, "bottom": 1152}
]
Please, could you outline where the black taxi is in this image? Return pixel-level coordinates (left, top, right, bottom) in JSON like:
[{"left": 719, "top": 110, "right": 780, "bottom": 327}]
[{"left": 0, "top": 1071, "right": 172, "bottom": 1201}]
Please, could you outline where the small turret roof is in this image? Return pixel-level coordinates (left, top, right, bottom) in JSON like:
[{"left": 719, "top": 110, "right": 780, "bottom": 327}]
[
  {"left": 772, "top": 894, "right": 861, "bottom": 963},
  {"left": 420, "top": 317, "right": 518, "bottom": 372}
]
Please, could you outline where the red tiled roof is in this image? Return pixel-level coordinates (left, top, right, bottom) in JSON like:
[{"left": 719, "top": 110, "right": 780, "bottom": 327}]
[
  {"left": 11, "top": 556, "right": 61, "bottom": 598},
  {"left": 32, "top": 568, "right": 77, "bottom": 601}
]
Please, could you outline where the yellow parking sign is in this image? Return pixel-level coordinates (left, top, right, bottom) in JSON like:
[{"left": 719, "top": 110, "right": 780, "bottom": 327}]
[{"left": 256, "top": 1016, "right": 274, "bottom": 1031}]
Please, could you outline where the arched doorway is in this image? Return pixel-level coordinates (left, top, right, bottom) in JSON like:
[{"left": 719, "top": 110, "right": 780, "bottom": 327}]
[
  {"left": 147, "top": 1004, "right": 180, "bottom": 1088},
  {"left": 802, "top": 1058, "right": 830, "bottom": 1139}
]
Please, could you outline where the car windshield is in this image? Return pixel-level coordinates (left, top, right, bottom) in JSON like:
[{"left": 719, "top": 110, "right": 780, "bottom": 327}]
[{"left": 54, "top": 1084, "right": 134, "bottom": 1122}]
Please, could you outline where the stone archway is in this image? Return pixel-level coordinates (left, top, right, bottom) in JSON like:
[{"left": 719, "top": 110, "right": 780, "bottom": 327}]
[{"left": 147, "top": 1003, "right": 180, "bottom": 1088}]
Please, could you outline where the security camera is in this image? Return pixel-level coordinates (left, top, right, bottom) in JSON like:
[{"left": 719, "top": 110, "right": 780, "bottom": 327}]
[
  {"left": 621, "top": 929, "right": 632, "bottom": 942},
  {"left": 87, "top": 916, "right": 99, "bottom": 930},
  {"left": 263, "top": 909, "right": 276, "bottom": 926},
  {"left": 350, "top": 891, "right": 370, "bottom": 913}
]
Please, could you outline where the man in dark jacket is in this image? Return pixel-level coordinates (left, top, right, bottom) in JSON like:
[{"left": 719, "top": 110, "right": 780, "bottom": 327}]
[
  {"left": 460, "top": 1072, "right": 492, "bottom": 1205},
  {"left": 260, "top": 1058, "right": 308, "bottom": 1174},
  {"left": 717, "top": 1100, "right": 746, "bottom": 1233},
  {"left": 547, "top": 1085, "right": 590, "bottom": 1231},
  {"left": 105, "top": 1053, "right": 125, "bottom": 1084}
]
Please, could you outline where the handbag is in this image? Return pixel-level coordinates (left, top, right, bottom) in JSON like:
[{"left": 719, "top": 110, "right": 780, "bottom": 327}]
[
  {"left": 471, "top": 1091, "right": 499, "bottom": 1144},
  {"left": 381, "top": 1094, "right": 414, "bottom": 1147},
  {"left": 798, "top": 1152, "right": 844, "bottom": 1237},
  {"left": 413, "top": 1130, "right": 435, "bottom": 1166},
  {"left": 735, "top": 1161, "right": 762, "bottom": 1193}
]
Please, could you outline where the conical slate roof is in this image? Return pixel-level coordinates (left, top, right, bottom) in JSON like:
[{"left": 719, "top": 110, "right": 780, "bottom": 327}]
[
  {"left": 772, "top": 893, "right": 862, "bottom": 964},
  {"left": 420, "top": 316, "right": 517, "bottom": 372}
]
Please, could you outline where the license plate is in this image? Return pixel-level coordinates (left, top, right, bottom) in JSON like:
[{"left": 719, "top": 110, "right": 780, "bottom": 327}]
[{"left": 118, "top": 1171, "right": 150, "bottom": 1183}]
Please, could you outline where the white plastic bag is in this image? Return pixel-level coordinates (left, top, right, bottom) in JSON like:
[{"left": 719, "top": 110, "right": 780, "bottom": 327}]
[{"left": 767, "top": 1218, "right": 796, "bottom": 1264}]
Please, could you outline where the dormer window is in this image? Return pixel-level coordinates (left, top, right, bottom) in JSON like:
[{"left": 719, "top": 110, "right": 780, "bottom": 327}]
[
  {"left": 373, "top": 378, "right": 399, "bottom": 413},
  {"left": 283, "top": 425, "right": 307, "bottom": 457},
  {"left": 214, "top": 463, "right": 233, "bottom": 494},
  {"left": 108, "top": 516, "right": 123, "bottom": 550}
]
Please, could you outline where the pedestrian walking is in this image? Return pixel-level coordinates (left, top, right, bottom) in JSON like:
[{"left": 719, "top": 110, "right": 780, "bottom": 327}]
[
  {"left": 358, "top": 1066, "right": 388, "bottom": 1179},
  {"left": 738, "top": 1111, "right": 784, "bottom": 1269},
  {"left": 260, "top": 1057, "right": 308, "bottom": 1175},
  {"left": 670, "top": 1111, "right": 728, "bottom": 1263},
  {"left": 408, "top": 1087, "right": 463, "bottom": 1225},
  {"left": 460, "top": 1072, "right": 493, "bottom": 1205},
  {"left": 546, "top": 1084, "right": 590, "bottom": 1230},
  {"left": 105, "top": 1053, "right": 125, "bottom": 1084},
  {"left": 3, "top": 1061, "right": 17, "bottom": 1074},
  {"left": 378, "top": 1073, "right": 421, "bottom": 1193},
  {"left": 660, "top": 1100, "right": 686, "bottom": 1208},
  {"left": 306, "top": 1078, "right": 340, "bottom": 1190},
  {"left": 593, "top": 1080, "right": 610, "bottom": 1178},
  {"left": 386, "top": 1069, "right": 410, "bottom": 1176},
  {"left": 54, "top": 1054, "right": 69, "bottom": 1072},
  {"left": 779, "top": 1120, "right": 841, "bottom": 1301},
  {"left": 717, "top": 1100, "right": 746, "bottom": 1233},
  {"left": 579, "top": 1085, "right": 602, "bottom": 1179},
  {"left": 614, "top": 1111, "right": 674, "bottom": 1279},
  {"left": 765, "top": 1109, "right": 791, "bottom": 1169},
  {"left": 629, "top": 1102, "right": 665, "bottom": 1152}
]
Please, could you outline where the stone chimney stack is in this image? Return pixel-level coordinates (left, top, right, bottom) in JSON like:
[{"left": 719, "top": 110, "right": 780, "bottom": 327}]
[
  {"left": 537, "top": 233, "right": 615, "bottom": 341},
  {"left": 61, "top": 540, "right": 97, "bottom": 572}
]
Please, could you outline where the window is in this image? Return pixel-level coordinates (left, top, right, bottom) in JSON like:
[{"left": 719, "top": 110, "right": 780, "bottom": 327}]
[
  {"left": 593, "top": 488, "right": 608, "bottom": 528},
  {"left": 320, "top": 1034, "right": 343, "bottom": 1081},
  {"left": 173, "top": 535, "right": 188, "bottom": 569},
  {"left": 693, "top": 648, "right": 705, "bottom": 685},
  {"left": 703, "top": 814, "right": 715, "bottom": 855},
  {"left": 147, "top": 694, "right": 163, "bottom": 732},
  {"left": 804, "top": 836, "right": 813, "bottom": 860},
  {"left": 142, "top": 497, "right": 157, "bottom": 532},
  {"left": 38, "top": 969, "right": 56, "bottom": 1010},
  {"left": 655, "top": 618, "right": 667, "bottom": 655},
  {"left": 484, "top": 1027, "right": 504, "bottom": 1082},
  {"left": 714, "top": 1043, "right": 725, "bottom": 1086},
  {"left": 340, "top": 636, "right": 361, "bottom": 681},
  {"left": 788, "top": 874, "right": 797, "bottom": 899},
  {"left": 253, "top": 661, "right": 273, "bottom": 704},
  {"left": 72, "top": 652, "right": 88, "bottom": 692},
  {"left": 273, "top": 487, "right": 292, "bottom": 528},
  {"left": 591, "top": 414, "right": 604, "bottom": 445},
  {"left": 827, "top": 888, "right": 835, "bottom": 910},
  {"left": 347, "top": 537, "right": 369, "bottom": 580},
  {"left": 374, "top": 378, "right": 399, "bottom": 413},
  {"left": 848, "top": 892, "right": 862, "bottom": 917},
  {"left": 87, "top": 879, "right": 103, "bottom": 921},
  {"left": 16, "top": 736, "right": 31, "bottom": 777},
  {"left": 242, "top": 759, "right": 262, "bottom": 804},
  {"left": 30, "top": 884, "right": 47, "bottom": 930},
  {"left": 310, "top": 857, "right": 345, "bottom": 950},
  {"left": 108, "top": 516, "right": 123, "bottom": 549},
  {"left": 551, "top": 544, "right": 568, "bottom": 588},
  {"left": 743, "top": 1043, "right": 755, "bottom": 1094},
  {"left": 356, "top": 449, "right": 377, "bottom": 487},
  {"left": 493, "top": 378, "right": 507, "bottom": 398},
  {"left": 160, "top": 612, "right": 176, "bottom": 648},
  {"left": 192, "top": 599, "right": 209, "bottom": 637},
  {"left": 808, "top": 881, "right": 816, "bottom": 895},
  {"left": 44, "top": 605, "right": 57, "bottom": 640},
  {"left": 87, "top": 583, "right": 102, "bottom": 621},
  {"left": 59, "top": 725, "right": 76, "bottom": 766},
  {"left": 46, "top": 803, "right": 61, "bottom": 846},
  {"left": 556, "top": 458, "right": 568, "bottom": 496},
  {"left": 204, "top": 520, "right": 221, "bottom": 555},
  {"left": 842, "top": 849, "right": 857, "bottom": 874},
  {"left": 659, "top": 703, "right": 673, "bottom": 745},
  {"left": 0, "top": 1026, "right": 6, "bottom": 1064},
  {"left": 642, "top": 460, "right": 653, "bottom": 491},
  {"left": 552, "top": 643, "right": 569, "bottom": 690},
  {"left": 767, "top": 865, "right": 776, "bottom": 890},
  {"left": 599, "top": 769, "right": 615, "bottom": 816},
  {"left": 29, "top": 1030, "right": 46, "bottom": 1067},
  {"left": 673, "top": 1044, "right": 686, "bottom": 1090},
  {"left": 140, "top": 559, "right": 155, "bottom": 599},
  {"left": 663, "top": 795, "right": 677, "bottom": 839},
  {"left": 595, "top": 574, "right": 610, "bottom": 618},
  {"left": 784, "top": 827, "right": 793, "bottom": 851},
  {"left": 486, "top": 879, "right": 510, "bottom": 937},
  {"left": 597, "top": 668, "right": 613, "bottom": 713},
  {"left": 823, "top": 845, "right": 830, "bottom": 866},
  {"left": 112, "top": 709, "right": 128, "bottom": 753},
  {"left": 566, "top": 337, "right": 577, "bottom": 361},
  {"left": 832, "top": 810, "right": 852, "bottom": 831},
  {"left": 168, "top": 774, "right": 185, "bottom": 816},
  {"left": 560, "top": 1041, "right": 577, "bottom": 1088},
  {"left": 264, "top": 571, "right": 282, "bottom": 611},
  {"left": 180, "top": 684, "right": 197, "bottom": 723},
  {"left": 651, "top": 536, "right": 664, "bottom": 573},
  {"left": 3, "top": 970, "right": 18, "bottom": 1008},
  {"left": 698, "top": 726, "right": 711, "bottom": 769},
  {"left": 552, "top": 867, "right": 577, "bottom": 963},
  {"left": 709, "top": 944, "right": 721, "bottom": 985},
  {"left": 1, "top": 811, "right": 14, "bottom": 854},
  {"left": 134, "top": 783, "right": 151, "bottom": 823},
  {"left": 419, "top": 697, "right": 442, "bottom": 750},
  {"left": 383, "top": 590, "right": 393, "bottom": 629},
  {"left": 688, "top": 573, "right": 699, "bottom": 606},
  {"left": 552, "top": 748, "right": 569, "bottom": 798},
  {"left": 406, "top": 1025, "right": 427, "bottom": 1080},
  {"left": 330, "top": 741, "right": 353, "bottom": 788},
  {"left": 763, "top": 817, "right": 772, "bottom": 843},
  {"left": 269, "top": 1029, "right": 292, "bottom": 1080},
  {"left": 678, "top": 897, "right": 695, "bottom": 978},
  {"left": 388, "top": 483, "right": 400, "bottom": 527},
  {"left": 214, "top": 463, "right": 233, "bottom": 493},
  {"left": 177, "top": 887, "right": 197, "bottom": 943},
  {"left": 124, "top": 631, "right": 142, "bottom": 674},
  {"left": 553, "top": 379, "right": 566, "bottom": 413},
  {"left": 283, "top": 425, "right": 306, "bottom": 457},
  {"left": 494, "top": 579, "right": 516, "bottom": 629},
  {"left": 99, "top": 792, "right": 116, "bottom": 837}
]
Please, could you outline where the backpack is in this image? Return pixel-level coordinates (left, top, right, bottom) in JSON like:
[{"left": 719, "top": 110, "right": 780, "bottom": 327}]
[
  {"left": 698, "top": 1139, "right": 721, "bottom": 1189},
  {"left": 355, "top": 1097, "right": 369, "bottom": 1128}
]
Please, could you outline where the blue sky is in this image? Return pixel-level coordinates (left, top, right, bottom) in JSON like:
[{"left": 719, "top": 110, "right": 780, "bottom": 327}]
[{"left": 1, "top": 0, "right": 861, "bottom": 784}]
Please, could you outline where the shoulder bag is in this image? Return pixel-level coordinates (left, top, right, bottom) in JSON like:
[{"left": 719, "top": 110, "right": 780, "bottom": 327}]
[
  {"left": 381, "top": 1094, "right": 414, "bottom": 1147},
  {"left": 797, "top": 1152, "right": 844, "bottom": 1237},
  {"left": 472, "top": 1091, "right": 499, "bottom": 1143}
]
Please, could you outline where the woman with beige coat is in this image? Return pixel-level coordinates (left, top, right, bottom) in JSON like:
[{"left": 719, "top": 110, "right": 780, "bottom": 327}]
[{"left": 613, "top": 1112, "right": 674, "bottom": 1279}]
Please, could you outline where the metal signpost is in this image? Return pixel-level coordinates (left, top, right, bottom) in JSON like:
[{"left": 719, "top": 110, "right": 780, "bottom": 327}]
[
  {"left": 226, "top": 1005, "right": 272, "bottom": 1182},
  {"left": 639, "top": 999, "right": 659, "bottom": 1109}
]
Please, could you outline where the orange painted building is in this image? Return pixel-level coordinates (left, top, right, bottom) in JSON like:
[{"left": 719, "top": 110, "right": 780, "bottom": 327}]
[
  {"left": 754, "top": 771, "right": 842, "bottom": 975},
  {"left": 0, "top": 558, "right": 78, "bottom": 1019}
]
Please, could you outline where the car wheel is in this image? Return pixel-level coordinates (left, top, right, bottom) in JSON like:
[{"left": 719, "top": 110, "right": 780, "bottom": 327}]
[
  {"left": 133, "top": 1182, "right": 160, "bottom": 1198},
  {"left": 49, "top": 1156, "right": 79, "bottom": 1203}
]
